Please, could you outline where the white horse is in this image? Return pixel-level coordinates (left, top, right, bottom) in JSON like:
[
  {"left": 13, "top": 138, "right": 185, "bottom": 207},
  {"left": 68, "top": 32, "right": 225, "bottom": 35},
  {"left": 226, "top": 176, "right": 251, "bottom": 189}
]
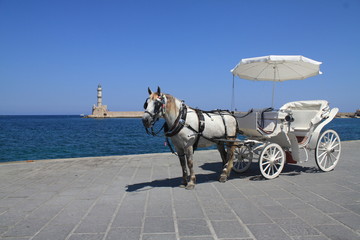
[{"left": 142, "top": 87, "right": 238, "bottom": 190}]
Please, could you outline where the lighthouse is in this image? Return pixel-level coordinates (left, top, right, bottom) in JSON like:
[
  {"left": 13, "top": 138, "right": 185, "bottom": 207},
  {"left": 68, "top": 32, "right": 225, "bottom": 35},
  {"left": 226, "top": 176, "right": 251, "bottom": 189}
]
[
  {"left": 87, "top": 84, "right": 142, "bottom": 118},
  {"left": 97, "top": 84, "right": 102, "bottom": 107},
  {"left": 90, "top": 84, "right": 108, "bottom": 117}
]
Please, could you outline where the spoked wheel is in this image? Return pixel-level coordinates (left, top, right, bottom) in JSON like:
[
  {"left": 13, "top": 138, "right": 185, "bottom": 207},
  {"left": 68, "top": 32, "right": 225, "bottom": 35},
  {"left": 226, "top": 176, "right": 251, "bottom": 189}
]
[
  {"left": 259, "top": 143, "right": 285, "bottom": 179},
  {"left": 232, "top": 145, "right": 253, "bottom": 173},
  {"left": 315, "top": 129, "right": 341, "bottom": 172}
]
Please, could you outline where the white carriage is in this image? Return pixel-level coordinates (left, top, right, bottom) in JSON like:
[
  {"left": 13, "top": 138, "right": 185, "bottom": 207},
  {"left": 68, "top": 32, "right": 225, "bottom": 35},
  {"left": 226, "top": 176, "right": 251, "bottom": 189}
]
[{"left": 232, "top": 100, "right": 341, "bottom": 179}]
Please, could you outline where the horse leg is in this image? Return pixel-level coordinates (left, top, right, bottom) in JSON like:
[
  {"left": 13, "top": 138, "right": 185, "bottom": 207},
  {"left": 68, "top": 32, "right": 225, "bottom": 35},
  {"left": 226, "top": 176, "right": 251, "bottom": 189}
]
[
  {"left": 185, "top": 146, "right": 196, "bottom": 190},
  {"left": 178, "top": 153, "right": 188, "bottom": 188},
  {"left": 217, "top": 143, "right": 227, "bottom": 167},
  {"left": 219, "top": 141, "right": 237, "bottom": 183}
]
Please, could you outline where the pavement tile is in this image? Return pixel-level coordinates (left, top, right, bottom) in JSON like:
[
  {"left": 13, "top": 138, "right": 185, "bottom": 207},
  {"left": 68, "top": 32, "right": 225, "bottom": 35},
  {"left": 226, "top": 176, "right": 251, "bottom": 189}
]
[
  {"left": 118, "top": 195, "right": 146, "bottom": 214},
  {"left": 0, "top": 197, "right": 26, "bottom": 209},
  {"left": 317, "top": 190, "right": 360, "bottom": 205},
  {"left": 0, "top": 237, "right": 30, "bottom": 240},
  {"left": 0, "top": 209, "right": 29, "bottom": 227},
  {"left": 0, "top": 226, "right": 9, "bottom": 235},
  {"left": 2, "top": 217, "right": 49, "bottom": 238},
  {"left": 197, "top": 196, "right": 226, "bottom": 209},
  {"left": 263, "top": 188, "right": 295, "bottom": 199},
  {"left": 233, "top": 184, "right": 267, "bottom": 197},
  {"left": 259, "top": 205, "right": 296, "bottom": 219},
  {"left": 175, "top": 202, "right": 205, "bottom": 219},
  {"left": 212, "top": 182, "right": 245, "bottom": 199},
  {"left": 180, "top": 237, "right": 215, "bottom": 240},
  {"left": 68, "top": 233, "right": 104, "bottom": 240},
  {"left": 276, "top": 198, "right": 309, "bottom": 210},
  {"left": 142, "top": 233, "right": 177, "bottom": 240},
  {"left": 195, "top": 183, "right": 222, "bottom": 199},
  {"left": 105, "top": 227, "right": 141, "bottom": 240},
  {"left": 308, "top": 200, "right": 350, "bottom": 214},
  {"left": 211, "top": 220, "right": 249, "bottom": 238},
  {"left": 30, "top": 204, "right": 65, "bottom": 219},
  {"left": 275, "top": 218, "right": 320, "bottom": 237},
  {"left": 247, "top": 223, "right": 292, "bottom": 240},
  {"left": 177, "top": 219, "right": 211, "bottom": 237},
  {"left": 285, "top": 188, "right": 325, "bottom": 202},
  {"left": 248, "top": 195, "right": 282, "bottom": 207},
  {"left": 315, "top": 224, "right": 360, "bottom": 240},
  {"left": 226, "top": 198, "right": 272, "bottom": 224},
  {"left": 75, "top": 200, "right": 118, "bottom": 233},
  {"left": 342, "top": 203, "right": 360, "bottom": 215},
  {"left": 291, "top": 236, "right": 329, "bottom": 240},
  {"left": 146, "top": 197, "right": 173, "bottom": 217},
  {"left": 291, "top": 207, "right": 338, "bottom": 225},
  {"left": 31, "top": 223, "right": 75, "bottom": 240},
  {"left": 172, "top": 188, "right": 198, "bottom": 203},
  {"left": 111, "top": 211, "right": 144, "bottom": 228},
  {"left": 329, "top": 212, "right": 360, "bottom": 231},
  {"left": 202, "top": 205, "right": 237, "bottom": 221},
  {"left": 143, "top": 217, "right": 175, "bottom": 233}
]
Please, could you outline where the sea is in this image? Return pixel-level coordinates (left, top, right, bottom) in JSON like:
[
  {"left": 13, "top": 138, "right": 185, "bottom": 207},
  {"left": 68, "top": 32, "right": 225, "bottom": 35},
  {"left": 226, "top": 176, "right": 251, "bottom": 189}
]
[{"left": 0, "top": 115, "right": 359, "bottom": 163}]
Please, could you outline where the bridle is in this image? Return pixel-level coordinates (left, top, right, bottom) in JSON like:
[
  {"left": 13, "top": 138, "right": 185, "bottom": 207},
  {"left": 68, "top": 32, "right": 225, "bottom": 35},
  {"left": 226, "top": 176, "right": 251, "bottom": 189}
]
[
  {"left": 143, "top": 94, "right": 187, "bottom": 138},
  {"left": 143, "top": 94, "right": 167, "bottom": 135},
  {"left": 143, "top": 94, "right": 167, "bottom": 118},
  {"left": 143, "top": 95, "right": 166, "bottom": 117}
]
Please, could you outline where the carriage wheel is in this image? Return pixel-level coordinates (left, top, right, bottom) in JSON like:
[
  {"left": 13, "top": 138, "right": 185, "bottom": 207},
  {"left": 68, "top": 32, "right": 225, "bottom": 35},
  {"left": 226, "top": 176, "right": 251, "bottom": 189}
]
[
  {"left": 259, "top": 143, "right": 285, "bottom": 179},
  {"left": 315, "top": 129, "right": 341, "bottom": 172},
  {"left": 232, "top": 145, "right": 253, "bottom": 173}
]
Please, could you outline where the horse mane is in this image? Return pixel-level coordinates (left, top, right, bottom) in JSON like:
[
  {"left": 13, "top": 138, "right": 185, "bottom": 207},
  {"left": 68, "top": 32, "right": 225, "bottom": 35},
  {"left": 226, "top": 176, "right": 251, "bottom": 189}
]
[{"left": 164, "top": 94, "right": 179, "bottom": 116}]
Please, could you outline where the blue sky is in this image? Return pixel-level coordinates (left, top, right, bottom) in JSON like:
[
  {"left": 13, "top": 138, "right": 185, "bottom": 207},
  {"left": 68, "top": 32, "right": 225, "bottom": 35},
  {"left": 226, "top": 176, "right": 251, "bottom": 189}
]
[{"left": 1, "top": 0, "right": 359, "bottom": 114}]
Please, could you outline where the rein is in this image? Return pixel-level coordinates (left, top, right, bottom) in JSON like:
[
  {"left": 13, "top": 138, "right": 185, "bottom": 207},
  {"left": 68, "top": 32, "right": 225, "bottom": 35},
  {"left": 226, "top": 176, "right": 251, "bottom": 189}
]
[{"left": 145, "top": 123, "right": 165, "bottom": 136}]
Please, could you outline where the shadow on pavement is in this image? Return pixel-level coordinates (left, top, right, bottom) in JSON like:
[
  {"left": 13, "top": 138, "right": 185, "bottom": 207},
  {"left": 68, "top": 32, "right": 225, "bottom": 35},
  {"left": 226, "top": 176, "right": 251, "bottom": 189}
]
[{"left": 126, "top": 161, "right": 322, "bottom": 192}]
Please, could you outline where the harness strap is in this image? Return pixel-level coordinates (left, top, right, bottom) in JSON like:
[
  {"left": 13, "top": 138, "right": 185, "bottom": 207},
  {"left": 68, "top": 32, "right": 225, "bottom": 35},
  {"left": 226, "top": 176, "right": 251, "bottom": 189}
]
[
  {"left": 218, "top": 110, "right": 228, "bottom": 138},
  {"left": 163, "top": 106, "right": 237, "bottom": 154},
  {"left": 164, "top": 102, "right": 187, "bottom": 137},
  {"left": 193, "top": 109, "right": 205, "bottom": 151}
]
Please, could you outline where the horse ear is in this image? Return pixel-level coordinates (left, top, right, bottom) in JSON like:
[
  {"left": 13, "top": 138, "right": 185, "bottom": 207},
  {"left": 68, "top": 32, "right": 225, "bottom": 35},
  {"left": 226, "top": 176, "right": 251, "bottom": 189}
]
[
  {"left": 157, "top": 86, "right": 161, "bottom": 95},
  {"left": 148, "top": 87, "right": 152, "bottom": 95}
]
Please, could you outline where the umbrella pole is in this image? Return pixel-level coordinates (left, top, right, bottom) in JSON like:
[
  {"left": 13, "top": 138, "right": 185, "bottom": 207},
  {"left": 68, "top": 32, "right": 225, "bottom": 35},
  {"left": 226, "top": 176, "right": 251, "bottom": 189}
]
[
  {"left": 272, "top": 65, "right": 277, "bottom": 108},
  {"left": 231, "top": 75, "right": 235, "bottom": 111},
  {"left": 272, "top": 81, "right": 275, "bottom": 108}
]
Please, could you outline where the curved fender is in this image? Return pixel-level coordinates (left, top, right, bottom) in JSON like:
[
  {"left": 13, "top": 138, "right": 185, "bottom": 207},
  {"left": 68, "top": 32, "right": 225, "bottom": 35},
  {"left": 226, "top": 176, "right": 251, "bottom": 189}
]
[{"left": 308, "top": 107, "right": 339, "bottom": 150}]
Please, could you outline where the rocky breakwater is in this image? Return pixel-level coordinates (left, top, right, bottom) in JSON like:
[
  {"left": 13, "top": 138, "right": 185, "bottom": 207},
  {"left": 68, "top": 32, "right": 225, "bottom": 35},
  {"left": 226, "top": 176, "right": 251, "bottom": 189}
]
[
  {"left": 85, "top": 111, "right": 143, "bottom": 118},
  {"left": 336, "top": 109, "right": 360, "bottom": 118}
]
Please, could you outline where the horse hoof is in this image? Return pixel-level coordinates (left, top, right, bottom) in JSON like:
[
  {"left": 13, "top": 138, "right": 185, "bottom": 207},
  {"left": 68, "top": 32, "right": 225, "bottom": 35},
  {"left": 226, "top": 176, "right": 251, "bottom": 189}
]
[
  {"left": 219, "top": 175, "right": 227, "bottom": 183},
  {"left": 185, "top": 184, "right": 195, "bottom": 190}
]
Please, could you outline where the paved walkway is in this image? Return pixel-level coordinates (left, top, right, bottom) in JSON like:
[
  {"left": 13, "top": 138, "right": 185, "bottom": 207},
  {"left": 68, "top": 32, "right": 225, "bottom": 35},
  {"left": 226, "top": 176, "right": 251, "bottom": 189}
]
[{"left": 1, "top": 141, "right": 359, "bottom": 240}]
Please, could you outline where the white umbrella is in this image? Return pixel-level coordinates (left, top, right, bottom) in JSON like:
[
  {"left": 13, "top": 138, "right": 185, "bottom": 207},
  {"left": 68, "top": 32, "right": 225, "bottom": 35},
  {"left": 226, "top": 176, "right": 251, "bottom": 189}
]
[{"left": 230, "top": 55, "right": 322, "bottom": 108}]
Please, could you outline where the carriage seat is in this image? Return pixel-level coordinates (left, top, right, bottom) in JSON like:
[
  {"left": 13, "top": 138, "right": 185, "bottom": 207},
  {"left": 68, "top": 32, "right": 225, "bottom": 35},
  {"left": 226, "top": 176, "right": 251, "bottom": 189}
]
[
  {"left": 235, "top": 108, "right": 286, "bottom": 138},
  {"left": 279, "top": 100, "right": 330, "bottom": 135}
]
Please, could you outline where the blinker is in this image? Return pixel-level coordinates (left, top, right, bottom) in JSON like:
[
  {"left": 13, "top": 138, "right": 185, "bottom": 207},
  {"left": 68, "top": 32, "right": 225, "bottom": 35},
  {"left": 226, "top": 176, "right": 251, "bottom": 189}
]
[{"left": 143, "top": 98, "right": 149, "bottom": 109}]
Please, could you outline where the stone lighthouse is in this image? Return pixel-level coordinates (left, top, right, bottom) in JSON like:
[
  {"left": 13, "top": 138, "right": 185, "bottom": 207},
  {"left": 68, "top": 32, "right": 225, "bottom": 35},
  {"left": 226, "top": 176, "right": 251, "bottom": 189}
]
[
  {"left": 97, "top": 84, "right": 102, "bottom": 107},
  {"left": 86, "top": 84, "right": 143, "bottom": 118},
  {"left": 91, "top": 84, "right": 108, "bottom": 117}
]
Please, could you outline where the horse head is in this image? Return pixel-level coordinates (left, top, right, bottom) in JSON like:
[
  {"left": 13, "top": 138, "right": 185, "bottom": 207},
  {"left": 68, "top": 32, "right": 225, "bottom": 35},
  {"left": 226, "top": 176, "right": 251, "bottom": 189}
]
[{"left": 142, "top": 86, "right": 167, "bottom": 128}]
